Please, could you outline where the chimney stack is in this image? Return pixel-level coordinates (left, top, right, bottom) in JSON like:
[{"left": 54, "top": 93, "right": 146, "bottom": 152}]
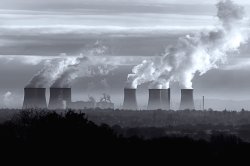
[
  {"left": 123, "top": 88, "right": 137, "bottom": 110},
  {"left": 179, "top": 89, "right": 195, "bottom": 110},
  {"left": 48, "top": 88, "right": 72, "bottom": 109},
  {"left": 23, "top": 88, "right": 47, "bottom": 109},
  {"left": 161, "top": 88, "right": 171, "bottom": 110},
  {"left": 147, "top": 89, "right": 162, "bottom": 110}
]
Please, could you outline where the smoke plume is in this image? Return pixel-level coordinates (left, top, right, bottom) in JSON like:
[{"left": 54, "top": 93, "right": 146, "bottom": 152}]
[
  {"left": 26, "top": 41, "right": 117, "bottom": 88},
  {"left": 26, "top": 55, "right": 80, "bottom": 88},
  {"left": 126, "top": 0, "right": 248, "bottom": 89},
  {"left": 51, "top": 56, "right": 116, "bottom": 88}
]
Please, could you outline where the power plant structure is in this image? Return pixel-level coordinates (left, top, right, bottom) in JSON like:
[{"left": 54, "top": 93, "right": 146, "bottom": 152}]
[
  {"left": 147, "top": 89, "right": 171, "bottom": 110},
  {"left": 123, "top": 88, "right": 137, "bottom": 110},
  {"left": 48, "top": 88, "right": 72, "bottom": 109},
  {"left": 179, "top": 89, "right": 195, "bottom": 110},
  {"left": 160, "top": 89, "right": 171, "bottom": 110},
  {"left": 68, "top": 94, "right": 114, "bottom": 110},
  {"left": 22, "top": 86, "right": 195, "bottom": 111},
  {"left": 68, "top": 101, "right": 95, "bottom": 109},
  {"left": 148, "top": 89, "right": 162, "bottom": 110},
  {"left": 96, "top": 93, "right": 114, "bottom": 109},
  {"left": 23, "top": 88, "right": 47, "bottom": 109}
]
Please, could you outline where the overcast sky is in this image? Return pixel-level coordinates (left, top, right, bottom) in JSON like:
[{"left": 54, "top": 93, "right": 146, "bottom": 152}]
[{"left": 0, "top": 0, "right": 250, "bottom": 110}]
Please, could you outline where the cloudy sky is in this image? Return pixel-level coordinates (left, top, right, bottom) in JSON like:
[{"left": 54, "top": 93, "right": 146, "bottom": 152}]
[{"left": 0, "top": 0, "right": 250, "bottom": 110}]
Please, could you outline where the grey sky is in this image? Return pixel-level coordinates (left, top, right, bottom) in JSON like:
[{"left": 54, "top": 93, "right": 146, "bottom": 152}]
[{"left": 0, "top": 0, "right": 250, "bottom": 110}]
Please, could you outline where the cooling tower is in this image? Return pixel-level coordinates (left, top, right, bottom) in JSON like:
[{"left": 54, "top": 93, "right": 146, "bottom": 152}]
[
  {"left": 23, "top": 88, "right": 47, "bottom": 109},
  {"left": 161, "top": 89, "right": 171, "bottom": 110},
  {"left": 148, "top": 89, "right": 162, "bottom": 110},
  {"left": 48, "top": 88, "right": 72, "bottom": 109},
  {"left": 123, "top": 88, "right": 137, "bottom": 110},
  {"left": 179, "top": 89, "right": 195, "bottom": 110}
]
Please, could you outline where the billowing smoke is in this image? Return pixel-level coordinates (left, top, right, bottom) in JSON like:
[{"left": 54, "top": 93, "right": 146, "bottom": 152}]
[
  {"left": 26, "top": 41, "right": 115, "bottom": 88},
  {"left": 126, "top": 0, "right": 248, "bottom": 89},
  {"left": 51, "top": 56, "right": 116, "bottom": 88},
  {"left": 26, "top": 55, "right": 79, "bottom": 88}
]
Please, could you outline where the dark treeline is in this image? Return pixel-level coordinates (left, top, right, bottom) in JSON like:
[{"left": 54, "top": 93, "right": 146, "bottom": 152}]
[
  {"left": 2, "top": 108, "right": 250, "bottom": 127},
  {"left": 2, "top": 108, "right": 250, "bottom": 142},
  {"left": 0, "top": 110, "right": 250, "bottom": 162},
  {"left": 82, "top": 109, "right": 250, "bottom": 142},
  {"left": 85, "top": 109, "right": 250, "bottom": 127}
]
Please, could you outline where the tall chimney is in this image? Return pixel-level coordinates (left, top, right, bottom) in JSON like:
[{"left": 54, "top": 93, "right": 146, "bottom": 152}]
[
  {"left": 23, "top": 88, "right": 47, "bottom": 109},
  {"left": 179, "top": 89, "right": 195, "bottom": 110},
  {"left": 48, "top": 88, "right": 72, "bottom": 109},
  {"left": 148, "top": 89, "right": 162, "bottom": 110},
  {"left": 123, "top": 88, "right": 137, "bottom": 110},
  {"left": 161, "top": 88, "right": 171, "bottom": 110},
  {"left": 202, "top": 96, "right": 205, "bottom": 111}
]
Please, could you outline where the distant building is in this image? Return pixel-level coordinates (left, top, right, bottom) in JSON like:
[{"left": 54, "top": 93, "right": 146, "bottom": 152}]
[
  {"left": 67, "top": 94, "right": 114, "bottom": 110},
  {"left": 67, "top": 96, "right": 96, "bottom": 109},
  {"left": 68, "top": 101, "right": 95, "bottom": 109},
  {"left": 96, "top": 102, "right": 114, "bottom": 109}
]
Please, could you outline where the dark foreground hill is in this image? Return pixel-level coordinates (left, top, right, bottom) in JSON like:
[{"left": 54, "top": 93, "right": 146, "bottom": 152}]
[{"left": 0, "top": 110, "right": 250, "bottom": 163}]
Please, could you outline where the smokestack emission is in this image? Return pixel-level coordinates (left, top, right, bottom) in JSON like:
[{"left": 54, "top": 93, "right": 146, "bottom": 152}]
[
  {"left": 23, "top": 88, "right": 47, "bottom": 109},
  {"left": 26, "top": 41, "right": 112, "bottom": 89},
  {"left": 148, "top": 89, "right": 162, "bottom": 110},
  {"left": 48, "top": 88, "right": 72, "bottom": 109},
  {"left": 161, "top": 89, "right": 171, "bottom": 110},
  {"left": 123, "top": 88, "right": 137, "bottom": 110},
  {"left": 126, "top": 0, "right": 248, "bottom": 90},
  {"left": 179, "top": 89, "right": 195, "bottom": 110}
]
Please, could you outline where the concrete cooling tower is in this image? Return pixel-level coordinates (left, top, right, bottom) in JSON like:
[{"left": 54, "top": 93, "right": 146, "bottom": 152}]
[
  {"left": 147, "top": 89, "right": 162, "bottom": 110},
  {"left": 147, "top": 89, "right": 171, "bottom": 110},
  {"left": 23, "top": 88, "right": 47, "bottom": 109},
  {"left": 179, "top": 89, "right": 195, "bottom": 110},
  {"left": 48, "top": 88, "right": 72, "bottom": 109},
  {"left": 160, "top": 89, "right": 171, "bottom": 110},
  {"left": 123, "top": 88, "right": 137, "bottom": 110}
]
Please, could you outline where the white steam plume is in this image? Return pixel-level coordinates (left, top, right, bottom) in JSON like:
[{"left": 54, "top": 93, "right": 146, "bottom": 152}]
[
  {"left": 26, "top": 55, "right": 80, "bottom": 88},
  {"left": 51, "top": 56, "right": 116, "bottom": 88},
  {"left": 26, "top": 41, "right": 117, "bottom": 88},
  {"left": 51, "top": 41, "right": 117, "bottom": 88},
  {"left": 126, "top": 0, "right": 248, "bottom": 89}
]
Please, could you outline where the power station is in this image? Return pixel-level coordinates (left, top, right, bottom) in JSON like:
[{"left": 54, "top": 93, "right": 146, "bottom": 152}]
[{"left": 22, "top": 87, "right": 195, "bottom": 110}]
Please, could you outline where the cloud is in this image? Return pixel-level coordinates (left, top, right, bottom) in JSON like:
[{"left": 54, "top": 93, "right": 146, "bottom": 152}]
[{"left": 0, "top": 55, "right": 54, "bottom": 65}]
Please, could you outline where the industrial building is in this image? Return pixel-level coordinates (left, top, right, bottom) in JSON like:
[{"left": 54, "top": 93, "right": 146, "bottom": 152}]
[{"left": 67, "top": 101, "right": 95, "bottom": 110}]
